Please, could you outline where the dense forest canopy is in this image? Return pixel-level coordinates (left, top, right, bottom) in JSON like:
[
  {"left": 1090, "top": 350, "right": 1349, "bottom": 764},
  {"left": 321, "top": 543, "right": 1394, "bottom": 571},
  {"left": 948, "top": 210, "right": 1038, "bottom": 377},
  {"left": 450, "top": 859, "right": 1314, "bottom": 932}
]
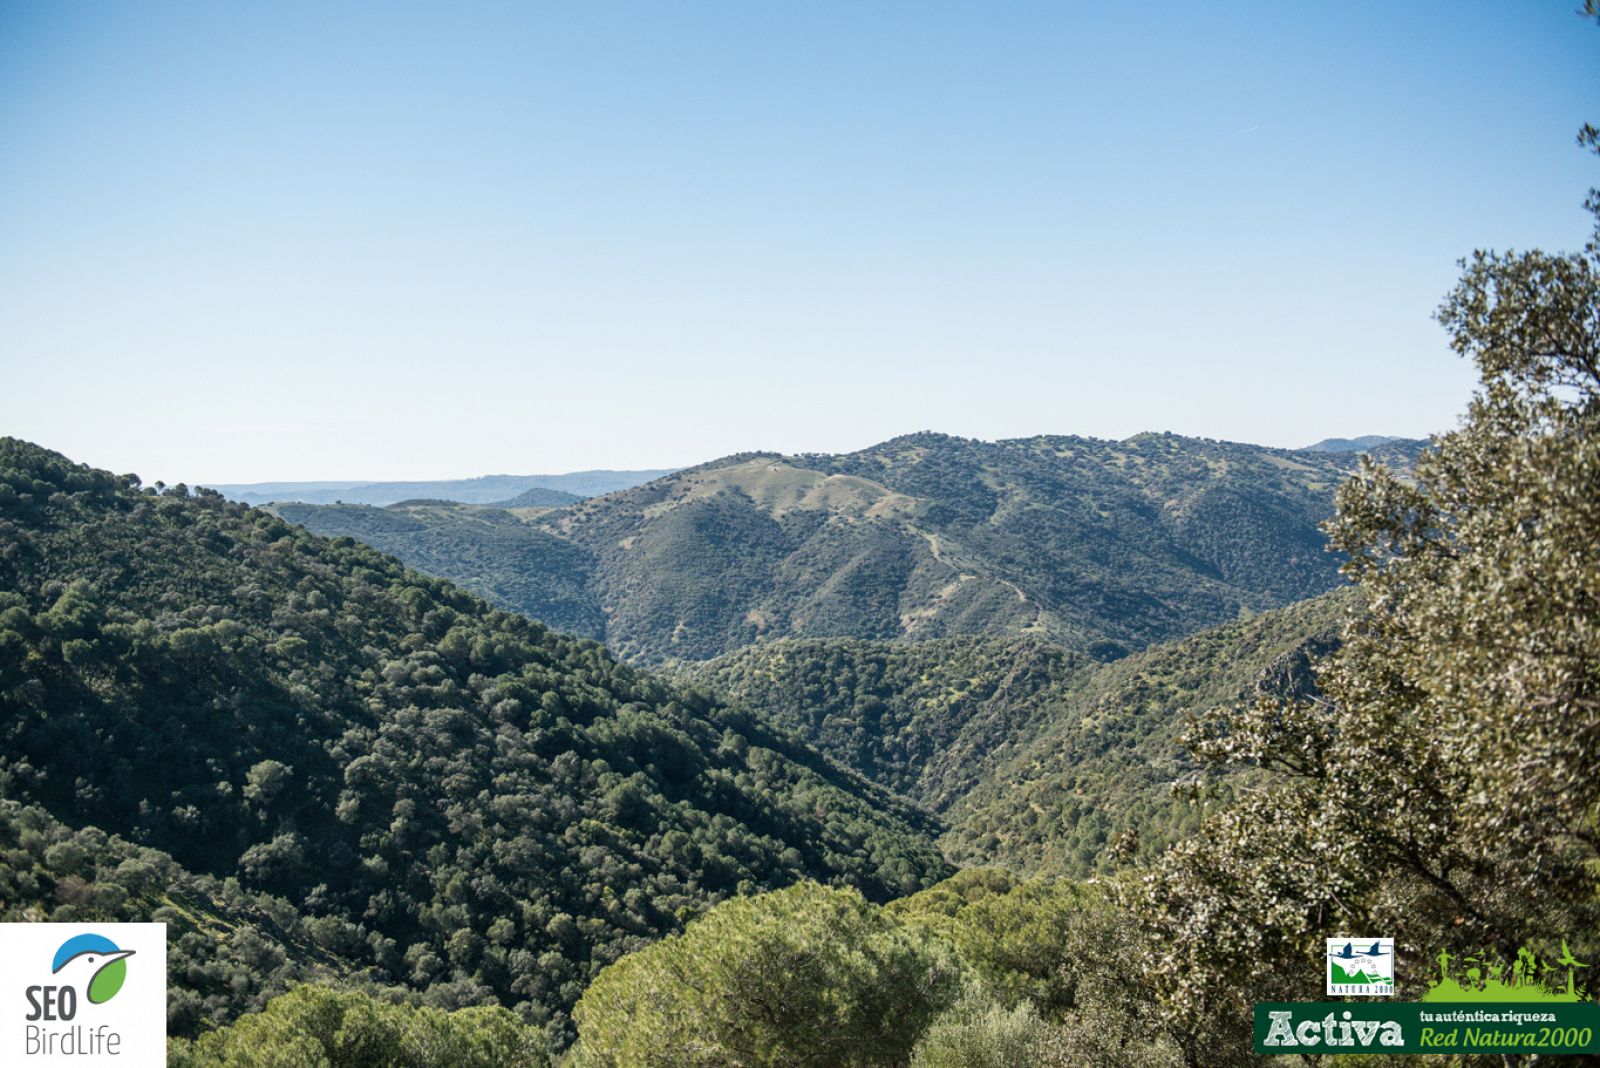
[
  {"left": 680, "top": 593, "right": 1351, "bottom": 877},
  {"left": 940, "top": 591, "right": 1350, "bottom": 876},
  {"left": 0, "top": 439, "right": 949, "bottom": 1046},
  {"left": 677, "top": 635, "right": 1093, "bottom": 809}
]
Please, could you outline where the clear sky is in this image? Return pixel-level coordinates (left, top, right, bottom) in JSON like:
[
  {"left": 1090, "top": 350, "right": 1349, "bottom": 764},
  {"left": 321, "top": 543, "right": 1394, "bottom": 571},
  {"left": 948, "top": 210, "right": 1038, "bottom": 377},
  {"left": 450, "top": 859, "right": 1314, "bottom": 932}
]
[{"left": 2, "top": 2, "right": 1597, "bottom": 483}]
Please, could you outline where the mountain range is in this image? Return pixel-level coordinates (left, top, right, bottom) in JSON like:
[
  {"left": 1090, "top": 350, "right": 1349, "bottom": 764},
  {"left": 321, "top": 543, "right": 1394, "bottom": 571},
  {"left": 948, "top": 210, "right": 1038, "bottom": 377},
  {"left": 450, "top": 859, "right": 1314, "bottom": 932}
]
[
  {"left": 276, "top": 431, "right": 1420, "bottom": 664},
  {"left": 209, "top": 469, "right": 678, "bottom": 507}
]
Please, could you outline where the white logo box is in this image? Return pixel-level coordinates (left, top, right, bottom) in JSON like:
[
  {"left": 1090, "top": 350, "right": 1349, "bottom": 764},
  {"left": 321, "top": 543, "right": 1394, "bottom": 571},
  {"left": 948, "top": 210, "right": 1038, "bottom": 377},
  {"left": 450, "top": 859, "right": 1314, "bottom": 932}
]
[
  {"left": 0, "top": 922, "right": 166, "bottom": 1067},
  {"left": 1325, "top": 936, "right": 1396, "bottom": 997}
]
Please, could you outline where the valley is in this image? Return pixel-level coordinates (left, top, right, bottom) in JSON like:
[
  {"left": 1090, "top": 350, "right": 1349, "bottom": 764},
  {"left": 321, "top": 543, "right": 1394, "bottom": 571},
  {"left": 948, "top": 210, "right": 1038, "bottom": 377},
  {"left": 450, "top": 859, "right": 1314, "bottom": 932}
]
[
  {"left": 0, "top": 426, "right": 1404, "bottom": 1061},
  {"left": 5, "top": 5, "right": 1594, "bottom": 1064},
  {"left": 2, "top": 369, "right": 1592, "bottom": 1066}
]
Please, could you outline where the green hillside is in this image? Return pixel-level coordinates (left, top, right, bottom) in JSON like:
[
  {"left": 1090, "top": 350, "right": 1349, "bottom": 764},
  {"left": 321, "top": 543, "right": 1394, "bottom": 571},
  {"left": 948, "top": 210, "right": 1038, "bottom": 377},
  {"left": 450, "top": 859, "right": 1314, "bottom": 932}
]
[
  {"left": 270, "top": 500, "right": 606, "bottom": 640},
  {"left": 941, "top": 591, "right": 1352, "bottom": 875},
  {"left": 679, "top": 636, "right": 1092, "bottom": 810},
  {"left": 285, "top": 433, "right": 1417, "bottom": 664},
  {"left": 0, "top": 438, "right": 949, "bottom": 1044},
  {"left": 0, "top": 799, "right": 363, "bottom": 1036},
  {"left": 550, "top": 434, "right": 1379, "bottom": 662},
  {"left": 684, "top": 592, "right": 1354, "bottom": 877}
]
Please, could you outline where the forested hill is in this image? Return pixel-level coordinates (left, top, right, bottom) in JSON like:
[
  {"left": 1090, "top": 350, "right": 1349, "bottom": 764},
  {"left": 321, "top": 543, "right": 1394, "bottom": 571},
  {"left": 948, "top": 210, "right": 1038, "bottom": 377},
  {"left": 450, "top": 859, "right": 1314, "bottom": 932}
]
[
  {"left": 282, "top": 431, "right": 1415, "bottom": 664},
  {"left": 0, "top": 438, "right": 950, "bottom": 1043},
  {"left": 939, "top": 590, "right": 1352, "bottom": 875},
  {"left": 269, "top": 500, "right": 607, "bottom": 641},
  {"left": 684, "top": 590, "right": 1354, "bottom": 875},
  {"left": 679, "top": 636, "right": 1094, "bottom": 810}
]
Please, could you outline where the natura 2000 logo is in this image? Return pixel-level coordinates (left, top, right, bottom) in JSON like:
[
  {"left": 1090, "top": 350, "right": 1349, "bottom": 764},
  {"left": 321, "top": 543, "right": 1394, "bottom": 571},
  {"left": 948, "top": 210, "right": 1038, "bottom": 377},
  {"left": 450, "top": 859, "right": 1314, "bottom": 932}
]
[{"left": 1327, "top": 938, "right": 1395, "bottom": 996}]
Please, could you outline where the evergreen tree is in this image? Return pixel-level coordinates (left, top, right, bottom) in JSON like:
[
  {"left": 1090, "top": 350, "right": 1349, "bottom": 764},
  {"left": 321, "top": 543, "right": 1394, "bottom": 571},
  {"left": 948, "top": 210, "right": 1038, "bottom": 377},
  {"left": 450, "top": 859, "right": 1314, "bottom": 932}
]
[
  {"left": 1134, "top": 118, "right": 1600, "bottom": 1057},
  {"left": 570, "top": 882, "right": 962, "bottom": 1067}
]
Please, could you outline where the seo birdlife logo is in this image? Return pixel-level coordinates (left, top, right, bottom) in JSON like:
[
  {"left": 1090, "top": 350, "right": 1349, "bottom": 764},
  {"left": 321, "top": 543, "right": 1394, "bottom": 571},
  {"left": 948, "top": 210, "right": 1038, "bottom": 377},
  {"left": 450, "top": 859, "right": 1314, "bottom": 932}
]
[
  {"left": 46, "top": 933, "right": 135, "bottom": 1010},
  {"left": 3, "top": 922, "right": 166, "bottom": 1065}
]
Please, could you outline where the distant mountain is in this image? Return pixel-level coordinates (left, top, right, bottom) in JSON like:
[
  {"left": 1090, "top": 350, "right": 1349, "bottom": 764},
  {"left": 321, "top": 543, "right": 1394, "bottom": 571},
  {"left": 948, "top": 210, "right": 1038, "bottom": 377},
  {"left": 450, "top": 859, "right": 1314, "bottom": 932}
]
[
  {"left": 0, "top": 438, "right": 948, "bottom": 1040},
  {"left": 490, "top": 486, "right": 587, "bottom": 508},
  {"left": 209, "top": 469, "right": 677, "bottom": 506},
  {"left": 277, "top": 432, "right": 1412, "bottom": 663},
  {"left": 540, "top": 431, "right": 1397, "bottom": 661},
  {"left": 1301, "top": 435, "right": 1413, "bottom": 453}
]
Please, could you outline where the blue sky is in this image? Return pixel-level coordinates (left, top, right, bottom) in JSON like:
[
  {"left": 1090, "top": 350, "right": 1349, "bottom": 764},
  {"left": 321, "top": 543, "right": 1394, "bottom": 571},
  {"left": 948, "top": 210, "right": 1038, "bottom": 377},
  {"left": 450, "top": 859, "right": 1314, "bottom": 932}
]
[{"left": 2, "top": 2, "right": 1596, "bottom": 482}]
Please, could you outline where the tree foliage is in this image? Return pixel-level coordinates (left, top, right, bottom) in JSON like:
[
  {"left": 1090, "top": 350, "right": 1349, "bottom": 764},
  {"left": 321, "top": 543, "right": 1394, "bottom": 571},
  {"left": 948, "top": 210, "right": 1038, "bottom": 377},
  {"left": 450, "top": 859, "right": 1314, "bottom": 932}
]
[
  {"left": 168, "top": 985, "right": 549, "bottom": 1068},
  {"left": 888, "top": 869, "right": 1083, "bottom": 1018},
  {"left": 1132, "top": 124, "right": 1600, "bottom": 1057},
  {"left": 569, "top": 882, "right": 963, "bottom": 1067},
  {"left": 891, "top": 869, "right": 1183, "bottom": 1067},
  {"left": 0, "top": 442, "right": 949, "bottom": 1044},
  {"left": 909, "top": 988, "right": 1068, "bottom": 1068}
]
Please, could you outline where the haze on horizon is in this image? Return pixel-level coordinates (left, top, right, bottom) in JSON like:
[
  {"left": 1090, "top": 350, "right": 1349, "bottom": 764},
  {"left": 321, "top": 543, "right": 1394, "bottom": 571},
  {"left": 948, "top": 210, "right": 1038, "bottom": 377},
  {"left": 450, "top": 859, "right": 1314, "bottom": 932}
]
[{"left": 3, "top": 2, "right": 1597, "bottom": 485}]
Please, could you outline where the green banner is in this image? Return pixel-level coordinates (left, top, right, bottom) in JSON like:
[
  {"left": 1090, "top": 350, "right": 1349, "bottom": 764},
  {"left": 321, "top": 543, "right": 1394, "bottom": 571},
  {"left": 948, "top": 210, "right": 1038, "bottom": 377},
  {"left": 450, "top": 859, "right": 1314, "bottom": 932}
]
[{"left": 1254, "top": 1002, "right": 1600, "bottom": 1055}]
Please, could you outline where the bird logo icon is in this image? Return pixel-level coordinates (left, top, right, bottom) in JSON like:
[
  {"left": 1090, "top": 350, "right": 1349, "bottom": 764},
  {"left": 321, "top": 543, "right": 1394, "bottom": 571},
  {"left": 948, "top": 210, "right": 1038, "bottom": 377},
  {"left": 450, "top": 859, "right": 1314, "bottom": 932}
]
[
  {"left": 1326, "top": 937, "right": 1395, "bottom": 994},
  {"left": 51, "top": 933, "right": 135, "bottom": 1005}
]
